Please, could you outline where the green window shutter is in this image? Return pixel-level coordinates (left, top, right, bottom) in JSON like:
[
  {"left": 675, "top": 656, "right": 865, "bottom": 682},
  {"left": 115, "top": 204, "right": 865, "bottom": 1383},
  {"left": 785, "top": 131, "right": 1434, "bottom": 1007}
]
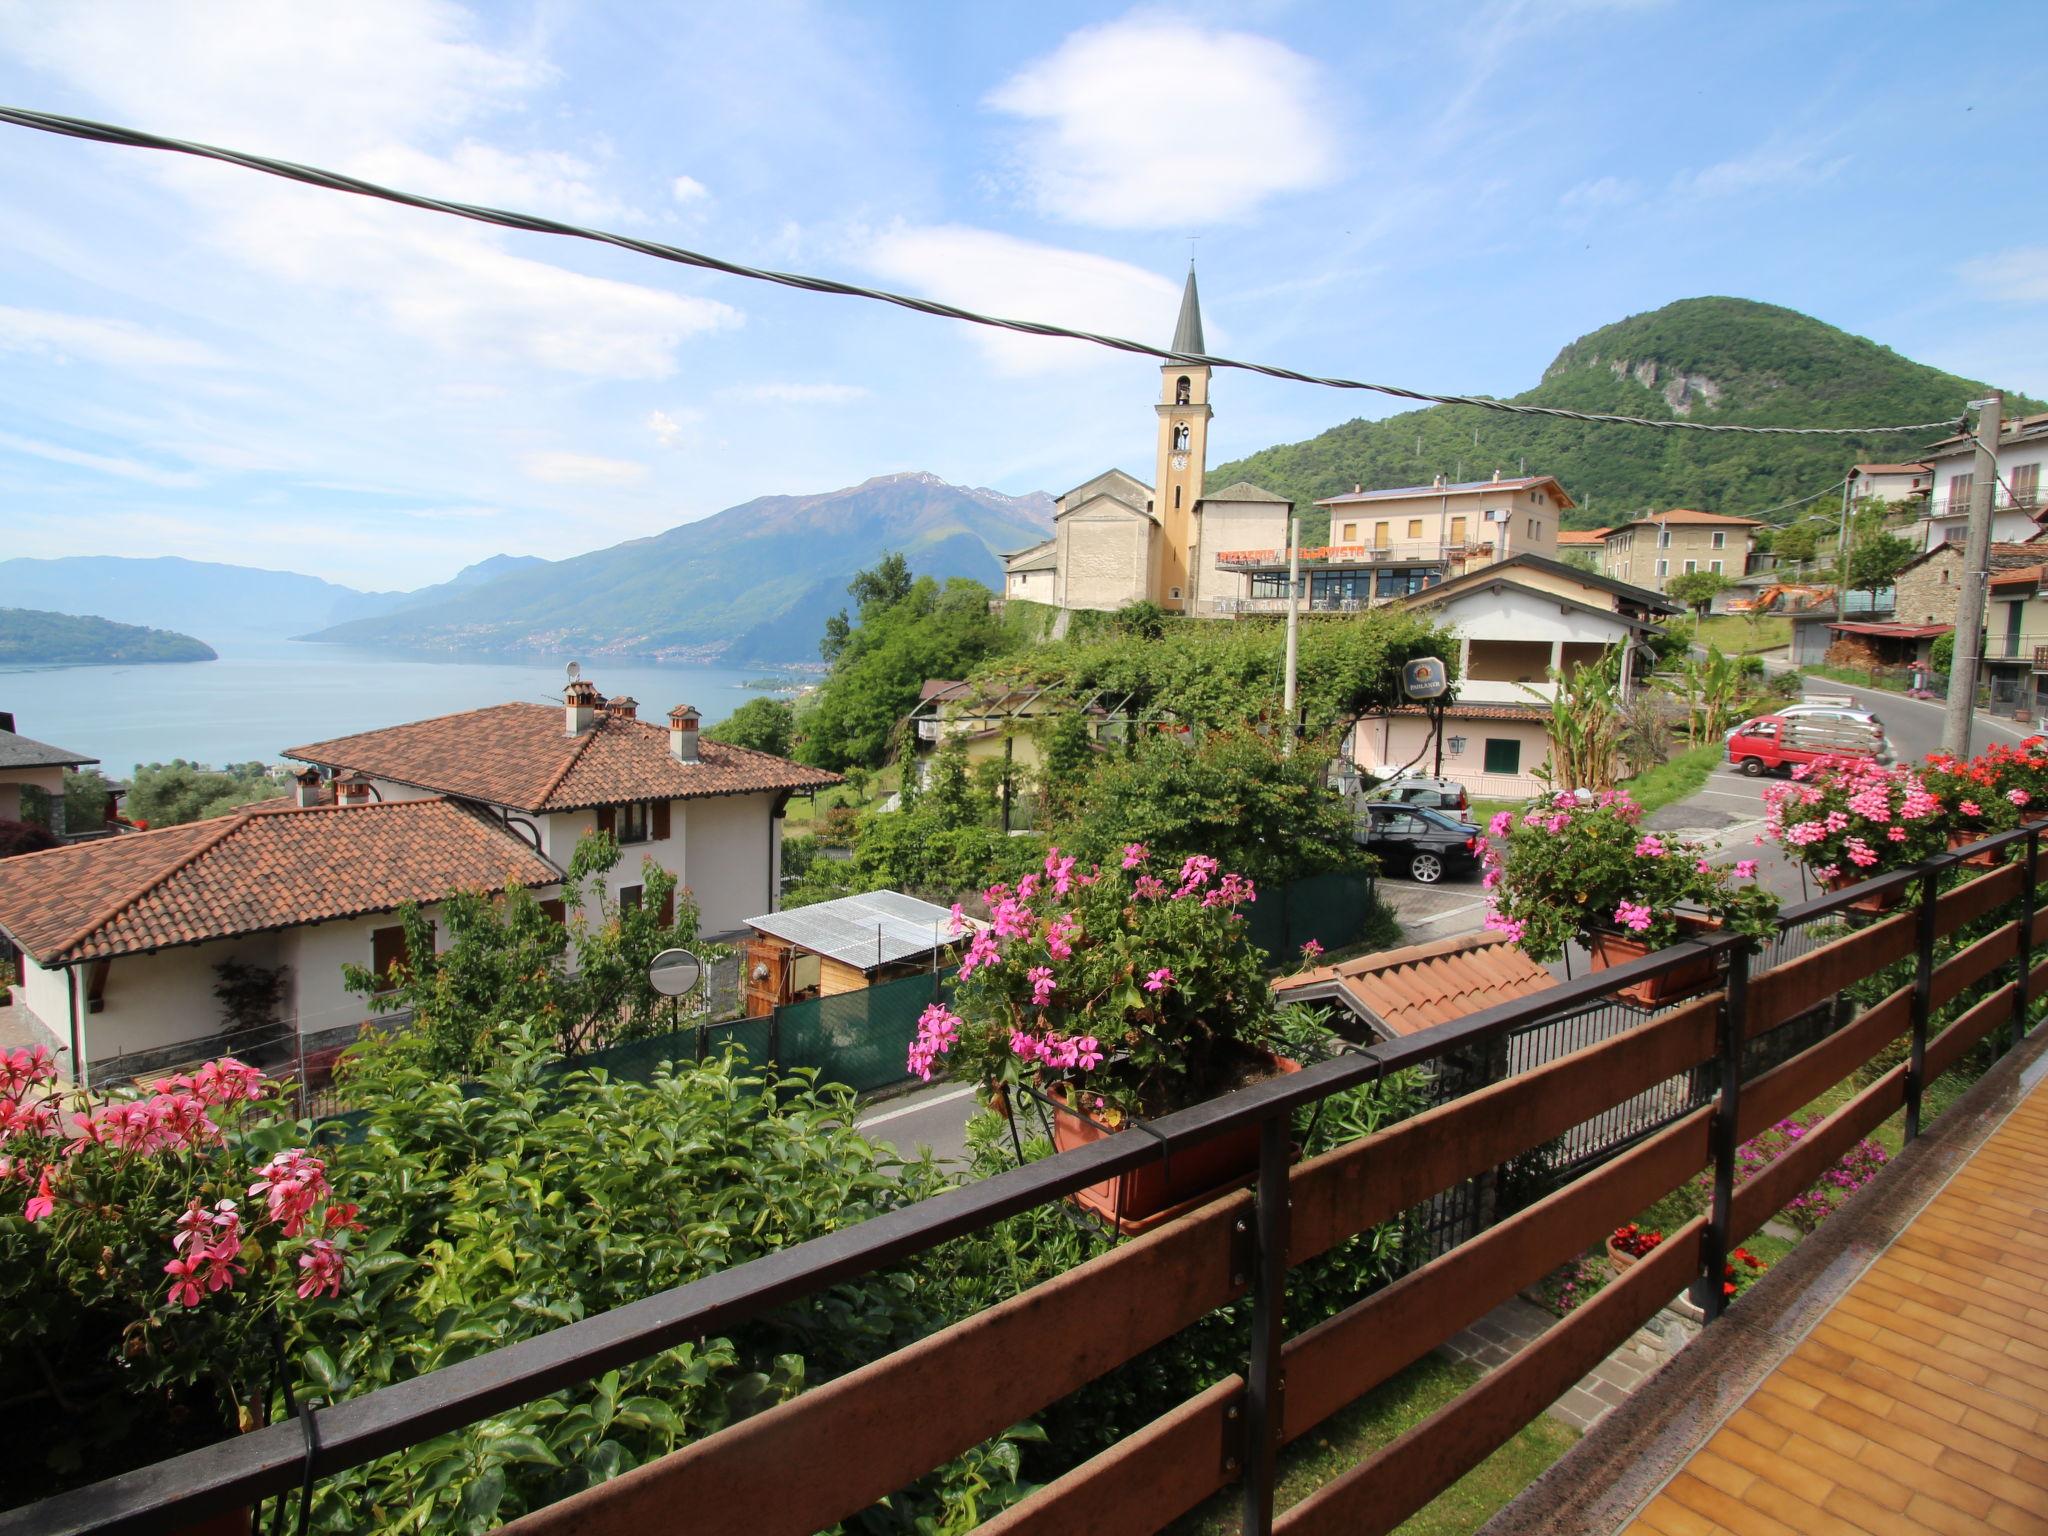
[{"left": 1483, "top": 738, "right": 1521, "bottom": 776}]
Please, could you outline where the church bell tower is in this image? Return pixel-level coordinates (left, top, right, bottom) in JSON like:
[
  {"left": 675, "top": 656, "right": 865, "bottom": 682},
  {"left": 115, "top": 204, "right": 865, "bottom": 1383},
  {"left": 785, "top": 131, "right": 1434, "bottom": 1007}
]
[{"left": 1154, "top": 264, "right": 1210, "bottom": 610}]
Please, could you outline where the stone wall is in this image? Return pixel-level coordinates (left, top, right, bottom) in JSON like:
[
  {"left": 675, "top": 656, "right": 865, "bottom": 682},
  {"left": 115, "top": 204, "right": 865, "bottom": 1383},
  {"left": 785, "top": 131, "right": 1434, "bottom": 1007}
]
[{"left": 1891, "top": 547, "right": 1961, "bottom": 626}]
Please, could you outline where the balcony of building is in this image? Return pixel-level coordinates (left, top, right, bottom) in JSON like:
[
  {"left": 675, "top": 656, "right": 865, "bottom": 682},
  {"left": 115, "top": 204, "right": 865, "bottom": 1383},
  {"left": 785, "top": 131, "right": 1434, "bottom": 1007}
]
[
  {"left": 17, "top": 831, "right": 2048, "bottom": 1536},
  {"left": 1213, "top": 541, "right": 1459, "bottom": 571}
]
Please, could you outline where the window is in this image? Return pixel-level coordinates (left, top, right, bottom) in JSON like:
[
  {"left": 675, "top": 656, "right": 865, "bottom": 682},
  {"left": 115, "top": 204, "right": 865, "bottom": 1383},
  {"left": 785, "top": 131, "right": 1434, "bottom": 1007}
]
[
  {"left": 1175, "top": 375, "right": 1191, "bottom": 405},
  {"left": 1449, "top": 515, "right": 1466, "bottom": 545},
  {"left": 1943, "top": 526, "right": 1965, "bottom": 544},
  {"left": 615, "top": 801, "right": 652, "bottom": 844},
  {"left": 1173, "top": 486, "right": 1181, "bottom": 509},
  {"left": 539, "top": 898, "right": 567, "bottom": 925},
  {"left": 1172, "top": 422, "right": 1190, "bottom": 451},
  {"left": 1406, "top": 519, "right": 1423, "bottom": 539},
  {"left": 1483, "top": 738, "right": 1521, "bottom": 775},
  {"left": 1657, "top": 558, "right": 1669, "bottom": 577},
  {"left": 371, "top": 923, "right": 433, "bottom": 992},
  {"left": 1373, "top": 522, "right": 1389, "bottom": 548},
  {"left": 2014, "top": 463, "right": 2041, "bottom": 506},
  {"left": 618, "top": 884, "right": 643, "bottom": 912},
  {"left": 1948, "top": 473, "right": 1973, "bottom": 516},
  {"left": 1658, "top": 527, "right": 1672, "bottom": 549},
  {"left": 1684, "top": 559, "right": 1698, "bottom": 574},
  {"left": 1710, "top": 559, "right": 1724, "bottom": 574},
  {"left": 1711, "top": 531, "right": 1726, "bottom": 549},
  {"left": 1341, "top": 522, "right": 1357, "bottom": 542}
]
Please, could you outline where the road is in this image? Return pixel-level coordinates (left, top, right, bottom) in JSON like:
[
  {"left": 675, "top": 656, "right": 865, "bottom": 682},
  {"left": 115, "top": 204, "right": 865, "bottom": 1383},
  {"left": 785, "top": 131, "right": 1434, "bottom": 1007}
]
[{"left": 855, "top": 1080, "right": 979, "bottom": 1170}]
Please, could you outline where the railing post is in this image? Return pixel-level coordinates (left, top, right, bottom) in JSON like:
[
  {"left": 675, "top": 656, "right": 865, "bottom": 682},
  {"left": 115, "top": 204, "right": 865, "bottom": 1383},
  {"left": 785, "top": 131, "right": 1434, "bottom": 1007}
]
[
  {"left": 2018, "top": 825, "right": 2040, "bottom": 1054},
  {"left": 1906, "top": 868, "right": 1940, "bottom": 1142},
  {"left": 1699, "top": 944, "right": 1747, "bottom": 1322},
  {"left": 1240, "top": 1114, "right": 1291, "bottom": 1536}
]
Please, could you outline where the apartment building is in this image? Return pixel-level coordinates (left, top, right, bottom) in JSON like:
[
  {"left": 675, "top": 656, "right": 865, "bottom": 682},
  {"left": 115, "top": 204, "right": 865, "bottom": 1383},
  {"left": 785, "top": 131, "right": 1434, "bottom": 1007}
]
[{"left": 1598, "top": 509, "right": 1762, "bottom": 593}]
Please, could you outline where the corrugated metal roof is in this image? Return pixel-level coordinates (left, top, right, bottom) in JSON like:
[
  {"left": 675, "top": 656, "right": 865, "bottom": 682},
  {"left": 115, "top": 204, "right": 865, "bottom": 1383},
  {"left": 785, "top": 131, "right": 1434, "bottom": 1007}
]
[{"left": 747, "top": 890, "right": 964, "bottom": 971}]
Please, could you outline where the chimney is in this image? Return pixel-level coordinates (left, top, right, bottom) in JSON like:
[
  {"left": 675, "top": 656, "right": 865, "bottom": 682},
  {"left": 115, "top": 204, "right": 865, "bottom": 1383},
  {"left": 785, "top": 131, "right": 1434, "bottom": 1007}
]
[
  {"left": 1433, "top": 473, "right": 1446, "bottom": 489},
  {"left": 1493, "top": 469, "right": 1503, "bottom": 482},
  {"left": 292, "top": 766, "right": 324, "bottom": 808},
  {"left": 566, "top": 679, "right": 600, "bottom": 736},
  {"left": 334, "top": 773, "right": 373, "bottom": 807},
  {"left": 668, "top": 704, "right": 701, "bottom": 763},
  {"left": 1352, "top": 483, "right": 1362, "bottom": 495},
  {"left": 605, "top": 695, "right": 639, "bottom": 721}
]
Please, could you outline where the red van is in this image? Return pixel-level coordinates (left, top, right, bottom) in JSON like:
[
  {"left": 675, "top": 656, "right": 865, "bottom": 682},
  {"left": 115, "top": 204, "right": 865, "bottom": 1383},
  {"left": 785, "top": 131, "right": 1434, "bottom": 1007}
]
[{"left": 1726, "top": 713, "right": 1887, "bottom": 777}]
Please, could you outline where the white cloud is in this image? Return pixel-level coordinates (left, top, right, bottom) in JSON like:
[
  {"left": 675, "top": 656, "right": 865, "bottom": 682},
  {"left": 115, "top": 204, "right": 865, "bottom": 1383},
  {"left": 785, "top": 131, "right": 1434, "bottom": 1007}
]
[
  {"left": 645, "top": 408, "right": 705, "bottom": 448},
  {"left": 0, "top": 306, "right": 225, "bottom": 370},
  {"left": 1, "top": 0, "right": 742, "bottom": 381},
  {"left": 520, "top": 451, "right": 649, "bottom": 486},
  {"left": 1959, "top": 247, "right": 2048, "bottom": 305},
  {"left": 862, "top": 225, "right": 1181, "bottom": 375},
  {"left": 671, "top": 174, "right": 710, "bottom": 205},
  {"left": 0, "top": 430, "right": 202, "bottom": 487},
  {"left": 722, "top": 383, "right": 872, "bottom": 404},
  {"left": 984, "top": 18, "right": 1336, "bottom": 228},
  {"left": 1672, "top": 145, "right": 1847, "bottom": 200},
  {"left": 1559, "top": 176, "right": 1638, "bottom": 212}
]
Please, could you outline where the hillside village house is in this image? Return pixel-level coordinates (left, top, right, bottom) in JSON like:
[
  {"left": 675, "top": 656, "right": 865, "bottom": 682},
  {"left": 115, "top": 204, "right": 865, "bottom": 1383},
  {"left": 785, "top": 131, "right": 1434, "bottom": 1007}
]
[
  {"left": 1983, "top": 562, "right": 2048, "bottom": 717},
  {"left": 1349, "top": 554, "right": 1680, "bottom": 798},
  {"left": 287, "top": 682, "right": 839, "bottom": 936},
  {"left": 1889, "top": 540, "right": 2047, "bottom": 628},
  {"left": 0, "top": 796, "right": 562, "bottom": 1083},
  {"left": 0, "top": 714, "right": 96, "bottom": 832},
  {"left": 1596, "top": 509, "right": 1763, "bottom": 594},
  {"left": 1913, "top": 414, "right": 2048, "bottom": 551},
  {"left": 1847, "top": 461, "right": 1930, "bottom": 508}
]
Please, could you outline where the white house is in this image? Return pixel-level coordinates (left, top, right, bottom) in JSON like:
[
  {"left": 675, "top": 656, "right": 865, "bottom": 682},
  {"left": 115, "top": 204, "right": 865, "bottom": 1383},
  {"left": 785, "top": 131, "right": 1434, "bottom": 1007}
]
[
  {"left": 1349, "top": 555, "right": 1680, "bottom": 798},
  {"left": 1846, "top": 462, "right": 1930, "bottom": 508},
  {"left": 0, "top": 796, "right": 563, "bottom": 1083},
  {"left": 1914, "top": 415, "right": 2048, "bottom": 552},
  {"left": 286, "top": 682, "right": 839, "bottom": 937}
]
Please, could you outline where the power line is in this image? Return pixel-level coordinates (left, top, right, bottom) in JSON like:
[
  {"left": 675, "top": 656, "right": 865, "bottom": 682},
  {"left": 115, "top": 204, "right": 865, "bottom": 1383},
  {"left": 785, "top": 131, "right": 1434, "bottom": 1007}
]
[
  {"left": 1746, "top": 477, "right": 1848, "bottom": 520},
  {"left": 0, "top": 103, "right": 1963, "bottom": 440}
]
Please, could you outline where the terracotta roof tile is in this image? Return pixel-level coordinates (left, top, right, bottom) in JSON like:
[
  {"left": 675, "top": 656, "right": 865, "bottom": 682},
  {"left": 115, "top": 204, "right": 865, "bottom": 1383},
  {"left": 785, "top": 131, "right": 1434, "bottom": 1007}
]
[
  {"left": 287, "top": 700, "right": 840, "bottom": 813},
  {"left": 0, "top": 798, "right": 561, "bottom": 965},
  {"left": 1274, "top": 931, "right": 1556, "bottom": 1039},
  {"left": 1556, "top": 529, "right": 1610, "bottom": 545},
  {"left": 1613, "top": 508, "right": 1764, "bottom": 529}
]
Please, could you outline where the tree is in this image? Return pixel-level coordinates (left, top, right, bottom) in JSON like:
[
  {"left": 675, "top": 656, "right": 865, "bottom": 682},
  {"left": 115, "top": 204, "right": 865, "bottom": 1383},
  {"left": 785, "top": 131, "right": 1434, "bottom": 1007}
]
[
  {"left": 704, "top": 697, "right": 795, "bottom": 759},
  {"left": 1772, "top": 522, "right": 1820, "bottom": 571},
  {"left": 1666, "top": 568, "right": 1733, "bottom": 619},
  {"left": 61, "top": 768, "right": 115, "bottom": 834},
  {"left": 126, "top": 760, "right": 277, "bottom": 826},
  {"left": 1847, "top": 528, "right": 1916, "bottom": 605}
]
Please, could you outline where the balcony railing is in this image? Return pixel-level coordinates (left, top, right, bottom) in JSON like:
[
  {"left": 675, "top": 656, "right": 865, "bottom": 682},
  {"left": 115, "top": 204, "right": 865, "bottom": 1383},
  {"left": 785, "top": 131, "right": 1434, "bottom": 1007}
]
[
  {"left": 1214, "top": 542, "right": 1457, "bottom": 570},
  {"left": 16, "top": 828, "right": 2048, "bottom": 1536}
]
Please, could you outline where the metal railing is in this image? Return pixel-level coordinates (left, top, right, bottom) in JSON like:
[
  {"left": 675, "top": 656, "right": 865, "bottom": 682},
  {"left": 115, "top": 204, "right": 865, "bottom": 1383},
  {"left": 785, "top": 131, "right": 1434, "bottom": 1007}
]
[{"left": 11, "top": 824, "right": 2047, "bottom": 1536}]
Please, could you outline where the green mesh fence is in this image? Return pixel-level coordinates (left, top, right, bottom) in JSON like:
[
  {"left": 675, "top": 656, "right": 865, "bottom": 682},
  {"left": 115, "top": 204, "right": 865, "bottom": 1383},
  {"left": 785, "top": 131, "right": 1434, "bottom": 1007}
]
[
  {"left": 1243, "top": 872, "right": 1379, "bottom": 962},
  {"left": 775, "top": 971, "right": 945, "bottom": 1094}
]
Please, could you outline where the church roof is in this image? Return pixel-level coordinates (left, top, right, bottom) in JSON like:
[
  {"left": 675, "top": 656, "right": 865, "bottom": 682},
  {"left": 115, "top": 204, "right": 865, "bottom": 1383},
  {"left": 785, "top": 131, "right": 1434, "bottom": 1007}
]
[
  {"left": 1171, "top": 266, "right": 1205, "bottom": 355},
  {"left": 1201, "top": 482, "right": 1290, "bottom": 505}
]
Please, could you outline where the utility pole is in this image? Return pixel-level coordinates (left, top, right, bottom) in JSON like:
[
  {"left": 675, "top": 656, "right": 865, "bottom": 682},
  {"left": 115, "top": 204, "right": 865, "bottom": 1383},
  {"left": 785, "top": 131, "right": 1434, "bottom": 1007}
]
[
  {"left": 1834, "top": 476, "right": 1852, "bottom": 615},
  {"left": 1281, "top": 505, "right": 1301, "bottom": 756},
  {"left": 1942, "top": 392, "right": 2003, "bottom": 758}
]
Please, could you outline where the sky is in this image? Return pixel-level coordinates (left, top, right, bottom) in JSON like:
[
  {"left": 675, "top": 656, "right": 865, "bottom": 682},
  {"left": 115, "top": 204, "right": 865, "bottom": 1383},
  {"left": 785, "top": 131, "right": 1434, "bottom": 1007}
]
[{"left": 1, "top": 0, "right": 2044, "bottom": 591}]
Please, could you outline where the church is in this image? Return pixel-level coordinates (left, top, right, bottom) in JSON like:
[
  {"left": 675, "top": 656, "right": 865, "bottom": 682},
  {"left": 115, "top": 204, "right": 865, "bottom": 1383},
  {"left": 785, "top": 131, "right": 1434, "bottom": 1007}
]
[{"left": 1001, "top": 267, "right": 1295, "bottom": 616}]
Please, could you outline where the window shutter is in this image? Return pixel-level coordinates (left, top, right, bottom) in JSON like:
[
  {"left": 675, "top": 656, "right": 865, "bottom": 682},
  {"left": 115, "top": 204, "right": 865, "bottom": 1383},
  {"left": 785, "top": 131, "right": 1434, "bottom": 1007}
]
[
  {"left": 652, "top": 799, "right": 671, "bottom": 841},
  {"left": 539, "top": 898, "right": 566, "bottom": 925},
  {"left": 596, "top": 805, "right": 615, "bottom": 837},
  {"left": 372, "top": 926, "right": 405, "bottom": 988},
  {"left": 658, "top": 889, "right": 675, "bottom": 928}
]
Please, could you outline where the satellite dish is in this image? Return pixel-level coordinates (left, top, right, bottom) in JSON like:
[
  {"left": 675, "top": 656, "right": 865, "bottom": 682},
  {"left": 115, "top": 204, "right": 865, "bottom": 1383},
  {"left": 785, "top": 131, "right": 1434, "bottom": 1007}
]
[
  {"left": 647, "top": 946, "right": 702, "bottom": 998},
  {"left": 566, "top": 661, "right": 582, "bottom": 682}
]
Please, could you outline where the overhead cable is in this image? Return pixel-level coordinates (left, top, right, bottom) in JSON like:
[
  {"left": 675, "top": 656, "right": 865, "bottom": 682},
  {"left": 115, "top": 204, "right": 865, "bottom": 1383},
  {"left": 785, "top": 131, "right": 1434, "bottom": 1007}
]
[{"left": 0, "top": 104, "right": 1965, "bottom": 438}]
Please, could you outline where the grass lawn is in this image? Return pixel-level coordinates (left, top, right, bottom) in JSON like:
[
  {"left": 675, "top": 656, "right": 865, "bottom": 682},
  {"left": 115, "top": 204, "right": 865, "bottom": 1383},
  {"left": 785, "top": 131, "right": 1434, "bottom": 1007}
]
[
  {"left": 1692, "top": 614, "right": 1790, "bottom": 655},
  {"left": 1168, "top": 1354, "right": 1577, "bottom": 1536},
  {"left": 1618, "top": 741, "right": 1724, "bottom": 818}
]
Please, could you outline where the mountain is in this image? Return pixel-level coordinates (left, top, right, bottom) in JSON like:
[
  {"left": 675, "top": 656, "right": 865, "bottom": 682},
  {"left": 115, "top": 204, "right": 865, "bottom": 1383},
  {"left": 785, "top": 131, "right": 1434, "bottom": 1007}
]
[
  {"left": 0, "top": 607, "right": 216, "bottom": 665},
  {"left": 298, "top": 473, "right": 1055, "bottom": 664},
  {"left": 1211, "top": 297, "right": 2045, "bottom": 542},
  {"left": 321, "top": 554, "right": 555, "bottom": 627},
  {"left": 0, "top": 556, "right": 367, "bottom": 641}
]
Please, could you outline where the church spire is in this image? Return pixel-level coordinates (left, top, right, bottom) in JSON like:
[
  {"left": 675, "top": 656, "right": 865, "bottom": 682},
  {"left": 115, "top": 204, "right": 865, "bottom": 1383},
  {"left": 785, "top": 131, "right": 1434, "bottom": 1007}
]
[{"left": 1170, "top": 263, "right": 1204, "bottom": 355}]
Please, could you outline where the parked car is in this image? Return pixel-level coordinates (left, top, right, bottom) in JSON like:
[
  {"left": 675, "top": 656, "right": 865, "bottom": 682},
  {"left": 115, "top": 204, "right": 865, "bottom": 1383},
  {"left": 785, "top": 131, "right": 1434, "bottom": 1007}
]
[
  {"left": 1356, "top": 803, "right": 1484, "bottom": 883},
  {"left": 1724, "top": 700, "right": 1882, "bottom": 741},
  {"left": 1727, "top": 713, "right": 1888, "bottom": 777},
  {"left": 1362, "top": 774, "right": 1473, "bottom": 821}
]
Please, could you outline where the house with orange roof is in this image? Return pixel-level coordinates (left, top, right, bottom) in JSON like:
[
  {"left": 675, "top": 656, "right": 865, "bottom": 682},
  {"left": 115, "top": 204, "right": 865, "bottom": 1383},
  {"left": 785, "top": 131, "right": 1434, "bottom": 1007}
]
[
  {"left": 1913, "top": 412, "right": 2048, "bottom": 552},
  {"left": 1595, "top": 509, "right": 1764, "bottom": 595},
  {"left": 285, "top": 680, "right": 839, "bottom": 937},
  {"left": 0, "top": 796, "right": 563, "bottom": 1082},
  {"left": 1846, "top": 461, "right": 1930, "bottom": 507}
]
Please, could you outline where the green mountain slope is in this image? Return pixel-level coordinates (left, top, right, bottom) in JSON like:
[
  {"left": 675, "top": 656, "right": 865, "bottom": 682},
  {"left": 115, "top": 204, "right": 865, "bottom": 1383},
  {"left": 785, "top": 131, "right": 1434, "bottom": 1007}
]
[
  {"left": 299, "top": 472, "right": 1054, "bottom": 665},
  {"left": 1211, "top": 298, "right": 2042, "bottom": 541},
  {"left": 0, "top": 607, "right": 216, "bottom": 665}
]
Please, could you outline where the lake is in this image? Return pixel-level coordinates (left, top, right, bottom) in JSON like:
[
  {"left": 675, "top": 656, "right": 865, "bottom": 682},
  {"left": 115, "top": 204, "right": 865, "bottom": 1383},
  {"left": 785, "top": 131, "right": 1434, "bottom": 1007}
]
[{"left": 0, "top": 639, "right": 796, "bottom": 774}]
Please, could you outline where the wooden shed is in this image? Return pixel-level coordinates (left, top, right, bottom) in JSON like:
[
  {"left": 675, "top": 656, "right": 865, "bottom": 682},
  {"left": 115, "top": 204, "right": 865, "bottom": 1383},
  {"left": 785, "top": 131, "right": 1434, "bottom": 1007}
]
[{"left": 741, "top": 891, "right": 968, "bottom": 1017}]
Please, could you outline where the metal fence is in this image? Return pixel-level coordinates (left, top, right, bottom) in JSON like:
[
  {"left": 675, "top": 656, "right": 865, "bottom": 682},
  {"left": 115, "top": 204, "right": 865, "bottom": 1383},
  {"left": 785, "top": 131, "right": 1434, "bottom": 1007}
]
[{"left": 1242, "top": 870, "right": 1380, "bottom": 962}]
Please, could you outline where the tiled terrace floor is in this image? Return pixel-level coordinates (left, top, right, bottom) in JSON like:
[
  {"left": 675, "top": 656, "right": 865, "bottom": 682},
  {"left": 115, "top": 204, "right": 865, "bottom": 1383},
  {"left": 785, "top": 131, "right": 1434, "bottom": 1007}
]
[{"left": 1622, "top": 1071, "right": 2048, "bottom": 1536}]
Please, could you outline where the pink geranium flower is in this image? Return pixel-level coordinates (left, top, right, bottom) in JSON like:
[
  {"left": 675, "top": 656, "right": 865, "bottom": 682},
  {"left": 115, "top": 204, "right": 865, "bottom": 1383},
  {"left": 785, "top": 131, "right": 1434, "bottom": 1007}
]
[{"left": 1143, "top": 967, "right": 1173, "bottom": 993}]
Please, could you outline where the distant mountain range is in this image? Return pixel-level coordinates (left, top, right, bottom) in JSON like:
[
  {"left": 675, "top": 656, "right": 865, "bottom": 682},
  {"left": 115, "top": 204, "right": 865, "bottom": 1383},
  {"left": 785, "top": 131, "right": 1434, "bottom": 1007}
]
[
  {"left": 1210, "top": 297, "right": 2044, "bottom": 542},
  {"left": 0, "top": 473, "right": 1052, "bottom": 666},
  {"left": 0, "top": 606, "right": 216, "bottom": 665}
]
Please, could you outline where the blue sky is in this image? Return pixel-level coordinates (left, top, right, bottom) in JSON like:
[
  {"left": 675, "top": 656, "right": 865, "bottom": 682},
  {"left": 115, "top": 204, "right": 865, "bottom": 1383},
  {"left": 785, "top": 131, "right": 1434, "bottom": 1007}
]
[{"left": 1, "top": 0, "right": 2043, "bottom": 590}]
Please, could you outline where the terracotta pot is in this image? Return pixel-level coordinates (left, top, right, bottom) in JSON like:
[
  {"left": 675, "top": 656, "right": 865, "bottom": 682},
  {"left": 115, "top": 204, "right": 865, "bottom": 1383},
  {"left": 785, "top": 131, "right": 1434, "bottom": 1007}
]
[
  {"left": 1047, "top": 1053, "right": 1301, "bottom": 1227},
  {"left": 1820, "top": 871, "right": 1905, "bottom": 914},
  {"left": 1948, "top": 831, "right": 2001, "bottom": 869},
  {"left": 1583, "top": 914, "right": 1722, "bottom": 1006},
  {"left": 1604, "top": 1236, "right": 1642, "bottom": 1273}
]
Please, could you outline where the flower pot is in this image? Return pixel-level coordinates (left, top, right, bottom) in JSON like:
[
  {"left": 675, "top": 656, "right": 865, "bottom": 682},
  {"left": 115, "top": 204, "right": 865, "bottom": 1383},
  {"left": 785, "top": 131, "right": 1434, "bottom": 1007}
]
[
  {"left": 1046, "top": 1054, "right": 1301, "bottom": 1229},
  {"left": 1583, "top": 915, "right": 1722, "bottom": 1007},
  {"left": 1604, "top": 1236, "right": 1640, "bottom": 1274},
  {"left": 1820, "top": 871, "right": 1904, "bottom": 913},
  {"left": 1948, "top": 831, "right": 2001, "bottom": 869}
]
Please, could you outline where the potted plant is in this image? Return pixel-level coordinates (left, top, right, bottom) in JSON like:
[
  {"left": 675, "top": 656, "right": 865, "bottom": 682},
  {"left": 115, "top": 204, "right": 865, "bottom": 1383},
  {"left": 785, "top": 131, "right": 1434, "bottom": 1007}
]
[
  {"left": 1763, "top": 756, "right": 1947, "bottom": 910},
  {"left": 1480, "top": 791, "right": 1779, "bottom": 1004},
  {"left": 1920, "top": 749, "right": 2021, "bottom": 866},
  {"left": 1605, "top": 1222, "right": 1663, "bottom": 1274},
  {"left": 911, "top": 844, "right": 1295, "bottom": 1224},
  {"left": 0, "top": 1048, "right": 365, "bottom": 1511}
]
